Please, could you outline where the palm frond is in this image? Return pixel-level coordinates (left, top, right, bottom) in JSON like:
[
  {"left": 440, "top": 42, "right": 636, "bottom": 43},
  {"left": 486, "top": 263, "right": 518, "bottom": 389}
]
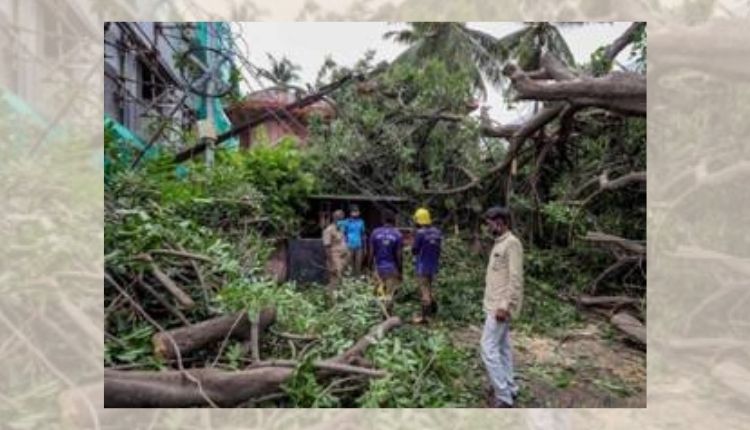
[{"left": 544, "top": 25, "right": 576, "bottom": 67}]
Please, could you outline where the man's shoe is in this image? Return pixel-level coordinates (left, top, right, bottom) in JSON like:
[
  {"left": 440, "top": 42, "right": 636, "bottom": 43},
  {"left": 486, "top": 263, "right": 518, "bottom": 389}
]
[{"left": 412, "top": 303, "right": 430, "bottom": 324}]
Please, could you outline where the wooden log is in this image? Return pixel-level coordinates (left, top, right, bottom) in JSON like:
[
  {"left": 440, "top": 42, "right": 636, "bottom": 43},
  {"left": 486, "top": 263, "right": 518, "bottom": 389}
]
[
  {"left": 104, "top": 367, "right": 293, "bottom": 408},
  {"left": 152, "top": 308, "right": 276, "bottom": 360},
  {"left": 577, "top": 295, "right": 640, "bottom": 308},
  {"left": 107, "top": 318, "right": 399, "bottom": 407},
  {"left": 611, "top": 312, "right": 646, "bottom": 345}
]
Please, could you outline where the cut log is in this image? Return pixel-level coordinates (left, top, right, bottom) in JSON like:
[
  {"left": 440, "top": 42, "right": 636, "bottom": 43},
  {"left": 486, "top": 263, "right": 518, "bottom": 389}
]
[
  {"left": 577, "top": 295, "right": 640, "bottom": 308},
  {"left": 104, "top": 367, "right": 293, "bottom": 408},
  {"left": 611, "top": 312, "right": 646, "bottom": 345},
  {"left": 152, "top": 308, "right": 276, "bottom": 360},
  {"left": 107, "top": 317, "right": 399, "bottom": 407}
]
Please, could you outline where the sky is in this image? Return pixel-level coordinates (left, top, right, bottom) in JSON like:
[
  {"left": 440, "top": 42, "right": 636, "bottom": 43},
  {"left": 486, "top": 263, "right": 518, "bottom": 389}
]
[{"left": 237, "top": 22, "right": 632, "bottom": 123}]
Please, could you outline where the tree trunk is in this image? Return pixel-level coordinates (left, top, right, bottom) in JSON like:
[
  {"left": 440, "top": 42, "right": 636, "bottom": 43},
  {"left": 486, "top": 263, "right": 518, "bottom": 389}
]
[
  {"left": 152, "top": 308, "right": 276, "bottom": 360},
  {"left": 106, "top": 317, "right": 402, "bottom": 407},
  {"left": 104, "top": 367, "right": 293, "bottom": 407}
]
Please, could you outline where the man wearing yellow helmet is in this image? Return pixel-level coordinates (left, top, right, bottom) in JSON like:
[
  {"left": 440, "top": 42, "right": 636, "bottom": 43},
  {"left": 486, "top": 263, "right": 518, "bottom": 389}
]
[{"left": 412, "top": 207, "right": 442, "bottom": 324}]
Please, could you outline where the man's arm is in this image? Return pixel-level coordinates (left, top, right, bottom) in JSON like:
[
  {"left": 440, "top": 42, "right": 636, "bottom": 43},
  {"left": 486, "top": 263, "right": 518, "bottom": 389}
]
[
  {"left": 497, "top": 240, "right": 523, "bottom": 321},
  {"left": 508, "top": 240, "right": 523, "bottom": 299},
  {"left": 368, "top": 231, "right": 375, "bottom": 268}
]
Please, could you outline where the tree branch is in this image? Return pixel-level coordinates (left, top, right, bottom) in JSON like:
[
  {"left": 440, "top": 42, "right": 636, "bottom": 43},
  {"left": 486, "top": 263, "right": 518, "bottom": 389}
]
[{"left": 604, "top": 22, "right": 645, "bottom": 63}]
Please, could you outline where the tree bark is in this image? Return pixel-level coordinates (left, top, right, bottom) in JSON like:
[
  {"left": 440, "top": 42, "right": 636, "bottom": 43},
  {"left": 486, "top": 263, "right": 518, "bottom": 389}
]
[
  {"left": 503, "top": 63, "right": 646, "bottom": 115},
  {"left": 104, "top": 367, "right": 293, "bottom": 408},
  {"left": 577, "top": 295, "right": 640, "bottom": 307},
  {"left": 152, "top": 308, "right": 276, "bottom": 360},
  {"left": 610, "top": 312, "right": 646, "bottom": 346},
  {"left": 583, "top": 231, "right": 646, "bottom": 255},
  {"left": 603, "top": 22, "right": 645, "bottom": 63}
]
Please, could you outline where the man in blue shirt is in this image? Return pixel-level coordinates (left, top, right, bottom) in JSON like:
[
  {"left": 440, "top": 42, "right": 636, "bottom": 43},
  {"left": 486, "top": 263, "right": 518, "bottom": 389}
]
[
  {"left": 343, "top": 205, "right": 366, "bottom": 277},
  {"left": 369, "top": 209, "right": 403, "bottom": 313},
  {"left": 412, "top": 207, "right": 442, "bottom": 323}
]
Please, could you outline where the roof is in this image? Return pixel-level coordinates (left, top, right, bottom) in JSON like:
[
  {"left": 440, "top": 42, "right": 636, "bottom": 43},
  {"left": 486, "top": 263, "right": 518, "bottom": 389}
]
[{"left": 308, "top": 194, "right": 408, "bottom": 203}]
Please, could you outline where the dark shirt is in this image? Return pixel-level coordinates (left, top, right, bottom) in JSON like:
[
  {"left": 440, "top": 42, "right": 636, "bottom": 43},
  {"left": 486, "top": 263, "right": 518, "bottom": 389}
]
[
  {"left": 413, "top": 226, "right": 442, "bottom": 276},
  {"left": 370, "top": 226, "right": 403, "bottom": 277}
]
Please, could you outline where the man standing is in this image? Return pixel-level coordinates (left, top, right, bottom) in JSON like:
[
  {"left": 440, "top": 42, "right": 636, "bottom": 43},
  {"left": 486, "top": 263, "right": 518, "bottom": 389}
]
[
  {"left": 344, "top": 205, "right": 366, "bottom": 277},
  {"left": 369, "top": 209, "right": 403, "bottom": 313},
  {"left": 411, "top": 207, "right": 442, "bottom": 324},
  {"left": 322, "top": 209, "right": 348, "bottom": 298},
  {"left": 481, "top": 206, "right": 523, "bottom": 408}
]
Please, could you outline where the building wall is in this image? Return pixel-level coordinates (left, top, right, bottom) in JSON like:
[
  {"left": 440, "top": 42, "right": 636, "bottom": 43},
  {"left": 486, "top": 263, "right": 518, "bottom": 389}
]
[{"left": 104, "top": 22, "right": 193, "bottom": 141}]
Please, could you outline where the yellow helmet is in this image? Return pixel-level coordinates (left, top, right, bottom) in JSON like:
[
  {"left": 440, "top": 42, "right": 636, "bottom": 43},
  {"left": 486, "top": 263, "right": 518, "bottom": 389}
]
[{"left": 413, "top": 207, "right": 432, "bottom": 225}]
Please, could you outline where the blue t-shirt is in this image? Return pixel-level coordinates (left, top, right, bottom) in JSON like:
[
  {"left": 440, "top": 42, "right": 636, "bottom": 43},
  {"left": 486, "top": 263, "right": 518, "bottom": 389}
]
[
  {"left": 413, "top": 226, "right": 442, "bottom": 276},
  {"left": 370, "top": 226, "right": 403, "bottom": 277},
  {"left": 343, "top": 218, "right": 365, "bottom": 250}
]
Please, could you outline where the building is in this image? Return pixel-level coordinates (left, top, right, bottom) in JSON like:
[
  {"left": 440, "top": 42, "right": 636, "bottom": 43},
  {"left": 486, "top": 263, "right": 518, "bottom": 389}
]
[
  {"left": 103, "top": 22, "right": 237, "bottom": 165},
  {"left": 226, "top": 87, "right": 335, "bottom": 149}
]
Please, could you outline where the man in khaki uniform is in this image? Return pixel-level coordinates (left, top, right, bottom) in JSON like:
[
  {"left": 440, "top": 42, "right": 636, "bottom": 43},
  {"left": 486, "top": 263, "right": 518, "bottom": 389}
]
[
  {"left": 480, "top": 206, "right": 523, "bottom": 408},
  {"left": 322, "top": 210, "right": 348, "bottom": 297}
]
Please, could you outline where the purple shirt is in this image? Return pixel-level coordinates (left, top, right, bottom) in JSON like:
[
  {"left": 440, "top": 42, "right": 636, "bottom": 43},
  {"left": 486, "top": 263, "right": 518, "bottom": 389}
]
[
  {"left": 413, "top": 226, "right": 442, "bottom": 276},
  {"left": 370, "top": 226, "right": 403, "bottom": 277}
]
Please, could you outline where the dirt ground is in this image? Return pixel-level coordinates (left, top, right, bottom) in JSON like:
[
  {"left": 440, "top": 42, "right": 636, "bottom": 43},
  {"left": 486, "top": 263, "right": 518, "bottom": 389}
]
[{"left": 450, "top": 319, "right": 647, "bottom": 408}]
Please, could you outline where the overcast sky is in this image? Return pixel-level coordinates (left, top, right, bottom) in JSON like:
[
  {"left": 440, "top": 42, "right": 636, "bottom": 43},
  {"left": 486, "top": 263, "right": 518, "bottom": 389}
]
[{"left": 237, "top": 22, "right": 632, "bottom": 123}]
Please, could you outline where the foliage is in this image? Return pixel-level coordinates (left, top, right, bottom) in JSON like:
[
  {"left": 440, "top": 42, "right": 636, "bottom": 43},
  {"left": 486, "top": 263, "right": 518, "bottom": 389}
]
[
  {"left": 260, "top": 53, "right": 303, "bottom": 87},
  {"left": 309, "top": 56, "right": 490, "bottom": 227},
  {"left": 358, "top": 327, "right": 481, "bottom": 407}
]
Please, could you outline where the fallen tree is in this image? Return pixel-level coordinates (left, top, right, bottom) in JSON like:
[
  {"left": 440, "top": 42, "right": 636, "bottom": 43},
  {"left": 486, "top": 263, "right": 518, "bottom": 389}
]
[
  {"left": 420, "top": 23, "right": 646, "bottom": 196},
  {"left": 152, "top": 308, "right": 276, "bottom": 360},
  {"left": 105, "top": 316, "right": 402, "bottom": 407}
]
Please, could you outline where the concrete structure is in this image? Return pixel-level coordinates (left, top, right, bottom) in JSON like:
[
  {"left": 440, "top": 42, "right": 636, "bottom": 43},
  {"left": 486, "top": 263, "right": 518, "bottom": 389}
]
[
  {"left": 104, "top": 22, "right": 237, "bottom": 150},
  {"left": 226, "top": 87, "right": 335, "bottom": 149}
]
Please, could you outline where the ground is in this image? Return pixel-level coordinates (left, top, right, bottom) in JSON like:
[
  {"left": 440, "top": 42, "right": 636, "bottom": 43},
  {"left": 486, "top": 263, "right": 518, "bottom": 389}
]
[{"left": 448, "top": 319, "right": 646, "bottom": 408}]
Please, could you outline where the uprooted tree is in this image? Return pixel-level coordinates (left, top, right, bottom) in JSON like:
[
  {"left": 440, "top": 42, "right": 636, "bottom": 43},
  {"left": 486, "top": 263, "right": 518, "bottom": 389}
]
[
  {"left": 102, "top": 22, "right": 647, "bottom": 409},
  {"left": 310, "top": 21, "right": 646, "bottom": 332}
]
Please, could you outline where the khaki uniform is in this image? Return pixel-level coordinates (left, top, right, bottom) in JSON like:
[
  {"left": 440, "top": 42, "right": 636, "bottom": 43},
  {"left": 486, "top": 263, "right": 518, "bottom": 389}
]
[
  {"left": 323, "top": 223, "right": 348, "bottom": 288},
  {"left": 483, "top": 231, "right": 524, "bottom": 317}
]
